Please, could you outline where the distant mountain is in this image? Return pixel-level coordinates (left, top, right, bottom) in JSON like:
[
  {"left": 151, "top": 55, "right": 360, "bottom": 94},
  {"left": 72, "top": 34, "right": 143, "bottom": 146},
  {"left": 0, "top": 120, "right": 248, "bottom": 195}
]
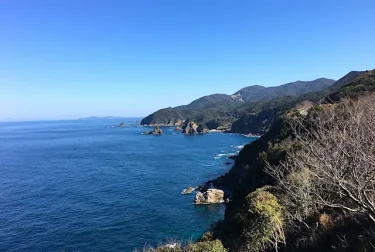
[
  {"left": 141, "top": 78, "right": 335, "bottom": 126},
  {"left": 233, "top": 78, "right": 335, "bottom": 103},
  {"left": 230, "top": 71, "right": 374, "bottom": 134},
  {"left": 328, "top": 71, "right": 364, "bottom": 90},
  {"left": 327, "top": 69, "right": 375, "bottom": 102}
]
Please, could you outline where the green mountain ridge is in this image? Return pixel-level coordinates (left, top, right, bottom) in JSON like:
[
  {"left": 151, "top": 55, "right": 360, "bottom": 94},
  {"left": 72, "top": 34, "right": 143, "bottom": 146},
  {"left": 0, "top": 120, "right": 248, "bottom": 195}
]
[
  {"left": 233, "top": 78, "right": 335, "bottom": 102},
  {"left": 174, "top": 93, "right": 244, "bottom": 111},
  {"left": 140, "top": 78, "right": 335, "bottom": 131}
]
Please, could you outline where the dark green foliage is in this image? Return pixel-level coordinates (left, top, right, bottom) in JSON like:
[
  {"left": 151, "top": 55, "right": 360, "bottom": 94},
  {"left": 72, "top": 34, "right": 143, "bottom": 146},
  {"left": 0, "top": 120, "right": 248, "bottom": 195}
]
[
  {"left": 230, "top": 96, "right": 301, "bottom": 134},
  {"left": 197, "top": 124, "right": 208, "bottom": 132},
  {"left": 210, "top": 118, "right": 294, "bottom": 251},
  {"left": 175, "top": 94, "right": 243, "bottom": 111},
  {"left": 327, "top": 71, "right": 364, "bottom": 90},
  {"left": 185, "top": 240, "right": 227, "bottom": 252},
  {"left": 140, "top": 108, "right": 195, "bottom": 125},
  {"left": 326, "top": 69, "right": 375, "bottom": 102},
  {"left": 219, "top": 117, "right": 293, "bottom": 201},
  {"left": 199, "top": 231, "right": 215, "bottom": 242}
]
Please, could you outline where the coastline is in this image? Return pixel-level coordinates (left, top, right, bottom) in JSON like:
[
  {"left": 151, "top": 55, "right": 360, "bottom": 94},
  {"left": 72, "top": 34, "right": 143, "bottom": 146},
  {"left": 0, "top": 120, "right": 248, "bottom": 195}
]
[{"left": 140, "top": 124, "right": 263, "bottom": 137}]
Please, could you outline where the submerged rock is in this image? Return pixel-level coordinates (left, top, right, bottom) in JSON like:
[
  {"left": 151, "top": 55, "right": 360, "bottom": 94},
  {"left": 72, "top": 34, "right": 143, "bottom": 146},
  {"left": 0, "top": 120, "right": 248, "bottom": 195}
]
[
  {"left": 182, "top": 187, "right": 195, "bottom": 194},
  {"left": 194, "top": 189, "right": 224, "bottom": 204}
]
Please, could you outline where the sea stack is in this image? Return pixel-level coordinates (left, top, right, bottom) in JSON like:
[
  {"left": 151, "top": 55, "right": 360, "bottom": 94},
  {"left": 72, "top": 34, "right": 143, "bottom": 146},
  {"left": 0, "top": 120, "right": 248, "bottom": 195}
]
[
  {"left": 152, "top": 125, "right": 163, "bottom": 135},
  {"left": 144, "top": 126, "right": 163, "bottom": 135},
  {"left": 194, "top": 189, "right": 225, "bottom": 204}
]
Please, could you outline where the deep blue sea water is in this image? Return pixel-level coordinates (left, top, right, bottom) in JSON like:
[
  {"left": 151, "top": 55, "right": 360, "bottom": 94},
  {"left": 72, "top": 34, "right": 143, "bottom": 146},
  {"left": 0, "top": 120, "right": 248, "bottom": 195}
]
[{"left": 0, "top": 119, "right": 255, "bottom": 251}]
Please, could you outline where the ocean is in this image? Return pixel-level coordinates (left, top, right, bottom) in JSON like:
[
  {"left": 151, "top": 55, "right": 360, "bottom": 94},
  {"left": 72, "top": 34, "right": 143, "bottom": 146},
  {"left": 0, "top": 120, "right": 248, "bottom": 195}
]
[{"left": 0, "top": 119, "right": 255, "bottom": 251}]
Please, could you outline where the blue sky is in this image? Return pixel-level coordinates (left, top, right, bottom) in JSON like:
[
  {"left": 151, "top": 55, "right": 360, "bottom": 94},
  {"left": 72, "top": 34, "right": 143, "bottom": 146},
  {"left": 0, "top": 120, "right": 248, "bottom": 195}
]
[{"left": 1, "top": 0, "right": 374, "bottom": 121}]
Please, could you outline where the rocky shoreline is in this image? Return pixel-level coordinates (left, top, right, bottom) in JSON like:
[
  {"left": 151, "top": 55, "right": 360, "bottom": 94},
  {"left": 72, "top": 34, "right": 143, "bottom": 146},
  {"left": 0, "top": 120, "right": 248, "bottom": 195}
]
[{"left": 141, "top": 123, "right": 262, "bottom": 137}]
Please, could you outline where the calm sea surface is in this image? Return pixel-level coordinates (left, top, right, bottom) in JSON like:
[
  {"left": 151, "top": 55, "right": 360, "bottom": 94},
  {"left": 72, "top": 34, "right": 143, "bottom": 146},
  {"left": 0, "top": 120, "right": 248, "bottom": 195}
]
[{"left": 0, "top": 119, "right": 255, "bottom": 251}]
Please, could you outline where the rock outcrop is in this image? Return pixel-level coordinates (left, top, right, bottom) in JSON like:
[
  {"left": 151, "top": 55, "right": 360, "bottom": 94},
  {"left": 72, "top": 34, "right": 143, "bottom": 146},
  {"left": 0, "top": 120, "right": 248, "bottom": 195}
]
[
  {"left": 175, "top": 119, "right": 183, "bottom": 126},
  {"left": 194, "top": 189, "right": 224, "bottom": 204},
  {"left": 182, "top": 121, "right": 198, "bottom": 134},
  {"left": 197, "top": 124, "right": 209, "bottom": 133},
  {"left": 152, "top": 125, "right": 163, "bottom": 135},
  {"left": 144, "top": 126, "right": 163, "bottom": 135},
  {"left": 182, "top": 121, "right": 208, "bottom": 134}
]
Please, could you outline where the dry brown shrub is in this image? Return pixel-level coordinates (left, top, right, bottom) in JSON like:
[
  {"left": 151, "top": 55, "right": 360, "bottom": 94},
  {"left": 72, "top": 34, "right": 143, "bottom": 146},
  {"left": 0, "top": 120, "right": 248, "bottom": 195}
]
[{"left": 319, "top": 213, "right": 333, "bottom": 230}]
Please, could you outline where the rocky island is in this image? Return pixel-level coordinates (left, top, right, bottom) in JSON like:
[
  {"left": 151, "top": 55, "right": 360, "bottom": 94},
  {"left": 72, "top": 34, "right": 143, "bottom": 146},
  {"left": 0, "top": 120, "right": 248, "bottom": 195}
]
[
  {"left": 144, "top": 126, "right": 163, "bottom": 135},
  {"left": 194, "top": 189, "right": 225, "bottom": 204}
]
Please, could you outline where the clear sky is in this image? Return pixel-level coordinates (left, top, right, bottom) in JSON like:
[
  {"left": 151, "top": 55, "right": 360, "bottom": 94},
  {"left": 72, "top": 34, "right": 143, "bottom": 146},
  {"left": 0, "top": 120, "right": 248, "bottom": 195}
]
[{"left": 1, "top": 0, "right": 374, "bottom": 121}]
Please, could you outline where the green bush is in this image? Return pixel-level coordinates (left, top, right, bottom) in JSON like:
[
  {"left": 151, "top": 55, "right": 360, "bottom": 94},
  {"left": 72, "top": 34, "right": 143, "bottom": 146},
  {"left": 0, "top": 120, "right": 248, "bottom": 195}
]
[
  {"left": 236, "top": 187, "right": 285, "bottom": 251},
  {"left": 185, "top": 240, "right": 227, "bottom": 252},
  {"left": 141, "top": 240, "right": 226, "bottom": 252},
  {"left": 152, "top": 247, "right": 182, "bottom": 252},
  {"left": 199, "top": 231, "right": 214, "bottom": 242}
]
